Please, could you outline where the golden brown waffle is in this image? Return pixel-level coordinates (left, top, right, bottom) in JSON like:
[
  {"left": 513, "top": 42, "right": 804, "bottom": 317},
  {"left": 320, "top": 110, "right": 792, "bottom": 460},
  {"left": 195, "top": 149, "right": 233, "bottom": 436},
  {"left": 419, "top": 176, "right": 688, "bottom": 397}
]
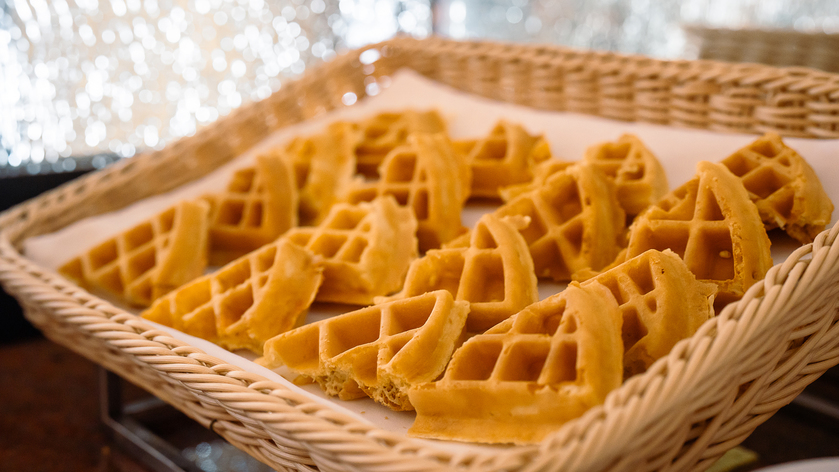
[
  {"left": 354, "top": 110, "right": 446, "bottom": 177},
  {"left": 260, "top": 290, "right": 470, "bottom": 410},
  {"left": 381, "top": 213, "right": 537, "bottom": 333},
  {"left": 626, "top": 161, "right": 772, "bottom": 311},
  {"left": 204, "top": 153, "right": 297, "bottom": 265},
  {"left": 59, "top": 200, "right": 210, "bottom": 307},
  {"left": 483, "top": 163, "right": 626, "bottom": 282},
  {"left": 584, "top": 134, "right": 669, "bottom": 217},
  {"left": 408, "top": 283, "right": 623, "bottom": 444},
  {"left": 581, "top": 249, "right": 717, "bottom": 378},
  {"left": 720, "top": 133, "right": 833, "bottom": 244},
  {"left": 344, "top": 133, "right": 470, "bottom": 251},
  {"left": 498, "top": 158, "right": 574, "bottom": 202},
  {"left": 454, "top": 121, "right": 552, "bottom": 199},
  {"left": 284, "top": 196, "right": 418, "bottom": 305},
  {"left": 282, "top": 122, "right": 359, "bottom": 225},
  {"left": 142, "top": 239, "right": 323, "bottom": 353}
]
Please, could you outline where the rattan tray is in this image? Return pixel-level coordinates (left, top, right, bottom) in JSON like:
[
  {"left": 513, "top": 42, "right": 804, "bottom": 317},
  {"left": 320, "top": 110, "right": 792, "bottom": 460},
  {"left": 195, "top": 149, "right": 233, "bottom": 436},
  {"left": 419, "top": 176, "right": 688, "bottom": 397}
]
[{"left": 2, "top": 37, "right": 839, "bottom": 472}]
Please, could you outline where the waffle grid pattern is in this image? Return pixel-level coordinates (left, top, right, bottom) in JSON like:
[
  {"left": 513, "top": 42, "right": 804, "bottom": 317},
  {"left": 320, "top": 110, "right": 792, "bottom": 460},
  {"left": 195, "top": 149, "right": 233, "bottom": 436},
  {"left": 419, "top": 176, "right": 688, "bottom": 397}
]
[
  {"left": 211, "top": 167, "right": 267, "bottom": 236},
  {"left": 142, "top": 239, "right": 321, "bottom": 352},
  {"left": 284, "top": 197, "right": 417, "bottom": 305},
  {"left": 721, "top": 133, "right": 833, "bottom": 243},
  {"left": 59, "top": 201, "right": 208, "bottom": 307},
  {"left": 354, "top": 111, "right": 447, "bottom": 178},
  {"left": 455, "top": 121, "right": 551, "bottom": 198},
  {"left": 584, "top": 134, "right": 669, "bottom": 216},
  {"left": 386, "top": 214, "right": 537, "bottom": 332},
  {"left": 408, "top": 283, "right": 623, "bottom": 444},
  {"left": 626, "top": 161, "right": 773, "bottom": 310},
  {"left": 495, "top": 163, "right": 625, "bottom": 281},
  {"left": 582, "top": 249, "right": 716, "bottom": 379},
  {"left": 205, "top": 154, "right": 296, "bottom": 263},
  {"left": 345, "top": 133, "right": 467, "bottom": 251},
  {"left": 263, "top": 290, "right": 468, "bottom": 410},
  {"left": 287, "top": 205, "right": 373, "bottom": 266}
]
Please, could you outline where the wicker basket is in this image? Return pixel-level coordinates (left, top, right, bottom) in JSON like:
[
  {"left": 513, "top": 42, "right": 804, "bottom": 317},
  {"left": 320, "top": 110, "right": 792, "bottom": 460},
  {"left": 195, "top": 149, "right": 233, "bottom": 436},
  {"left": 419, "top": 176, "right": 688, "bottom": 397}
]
[
  {"left": 2, "top": 36, "right": 839, "bottom": 472},
  {"left": 684, "top": 25, "right": 839, "bottom": 74}
]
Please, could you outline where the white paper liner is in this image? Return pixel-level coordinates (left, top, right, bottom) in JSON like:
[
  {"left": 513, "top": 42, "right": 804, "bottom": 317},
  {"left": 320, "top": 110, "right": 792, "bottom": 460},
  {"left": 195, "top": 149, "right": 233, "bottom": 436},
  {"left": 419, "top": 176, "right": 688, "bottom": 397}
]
[{"left": 24, "top": 69, "right": 839, "bottom": 451}]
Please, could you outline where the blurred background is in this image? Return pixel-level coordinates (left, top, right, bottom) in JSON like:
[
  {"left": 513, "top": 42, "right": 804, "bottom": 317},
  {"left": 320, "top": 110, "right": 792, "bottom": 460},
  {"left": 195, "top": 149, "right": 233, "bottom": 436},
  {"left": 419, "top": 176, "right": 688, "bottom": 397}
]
[{"left": 1, "top": 0, "right": 838, "bottom": 177}]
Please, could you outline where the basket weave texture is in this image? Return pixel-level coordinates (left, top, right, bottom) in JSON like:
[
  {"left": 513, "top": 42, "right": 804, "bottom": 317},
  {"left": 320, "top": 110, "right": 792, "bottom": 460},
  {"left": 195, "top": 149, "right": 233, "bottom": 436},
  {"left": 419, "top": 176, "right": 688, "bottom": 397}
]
[
  {"left": 2, "top": 37, "right": 839, "bottom": 472},
  {"left": 685, "top": 26, "right": 839, "bottom": 74}
]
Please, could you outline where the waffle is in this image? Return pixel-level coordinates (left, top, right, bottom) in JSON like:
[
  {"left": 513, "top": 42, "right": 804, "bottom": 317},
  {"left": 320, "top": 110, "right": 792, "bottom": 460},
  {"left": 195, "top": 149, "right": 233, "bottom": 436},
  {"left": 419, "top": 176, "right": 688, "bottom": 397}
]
[
  {"left": 498, "top": 159, "right": 574, "bottom": 202},
  {"left": 355, "top": 109, "right": 446, "bottom": 177},
  {"left": 720, "top": 133, "right": 833, "bottom": 244},
  {"left": 381, "top": 213, "right": 538, "bottom": 333},
  {"left": 205, "top": 153, "right": 297, "bottom": 265},
  {"left": 582, "top": 249, "right": 717, "bottom": 378},
  {"left": 344, "top": 133, "right": 471, "bottom": 251},
  {"left": 477, "top": 163, "right": 626, "bottom": 282},
  {"left": 454, "top": 121, "right": 552, "bottom": 199},
  {"left": 282, "top": 121, "right": 359, "bottom": 225},
  {"left": 260, "top": 290, "right": 470, "bottom": 410},
  {"left": 59, "top": 200, "right": 210, "bottom": 307},
  {"left": 626, "top": 161, "right": 772, "bottom": 311},
  {"left": 142, "top": 239, "right": 323, "bottom": 353},
  {"left": 408, "top": 283, "right": 623, "bottom": 444},
  {"left": 283, "top": 196, "right": 418, "bottom": 305},
  {"left": 584, "top": 134, "right": 669, "bottom": 217}
]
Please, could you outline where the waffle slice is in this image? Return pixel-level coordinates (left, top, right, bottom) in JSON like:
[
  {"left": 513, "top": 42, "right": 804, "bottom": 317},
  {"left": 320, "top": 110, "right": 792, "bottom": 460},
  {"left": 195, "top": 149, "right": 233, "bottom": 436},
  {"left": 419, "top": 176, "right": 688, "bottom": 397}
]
[
  {"left": 626, "top": 161, "right": 772, "bottom": 311},
  {"left": 284, "top": 196, "right": 418, "bottom": 305},
  {"left": 484, "top": 163, "right": 626, "bottom": 282},
  {"left": 355, "top": 110, "right": 446, "bottom": 177},
  {"left": 59, "top": 200, "right": 210, "bottom": 307},
  {"left": 582, "top": 249, "right": 717, "bottom": 378},
  {"left": 142, "top": 239, "right": 323, "bottom": 353},
  {"left": 499, "top": 159, "right": 574, "bottom": 202},
  {"left": 260, "top": 290, "right": 470, "bottom": 410},
  {"left": 720, "top": 133, "right": 833, "bottom": 243},
  {"left": 584, "top": 134, "right": 669, "bottom": 217},
  {"left": 344, "top": 133, "right": 470, "bottom": 251},
  {"left": 205, "top": 153, "right": 297, "bottom": 265},
  {"left": 282, "top": 121, "right": 359, "bottom": 225},
  {"left": 381, "top": 213, "right": 538, "bottom": 333},
  {"left": 409, "top": 283, "right": 623, "bottom": 444},
  {"left": 454, "top": 121, "right": 552, "bottom": 199}
]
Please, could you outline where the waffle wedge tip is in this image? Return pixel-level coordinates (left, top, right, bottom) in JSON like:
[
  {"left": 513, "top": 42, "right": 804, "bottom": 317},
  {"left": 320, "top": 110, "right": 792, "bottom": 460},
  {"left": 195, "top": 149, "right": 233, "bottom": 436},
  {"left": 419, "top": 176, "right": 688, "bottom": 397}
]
[
  {"left": 454, "top": 120, "right": 552, "bottom": 199},
  {"left": 142, "top": 238, "right": 323, "bottom": 353},
  {"left": 59, "top": 199, "right": 211, "bottom": 307},
  {"left": 344, "top": 132, "right": 470, "bottom": 251},
  {"left": 626, "top": 161, "right": 772, "bottom": 312},
  {"left": 284, "top": 196, "right": 418, "bottom": 305},
  {"left": 408, "top": 283, "right": 623, "bottom": 444},
  {"left": 204, "top": 153, "right": 298, "bottom": 265},
  {"left": 492, "top": 162, "right": 627, "bottom": 282},
  {"left": 582, "top": 248, "right": 717, "bottom": 378},
  {"left": 382, "top": 212, "right": 538, "bottom": 333},
  {"left": 261, "top": 290, "right": 470, "bottom": 410},
  {"left": 584, "top": 133, "right": 669, "bottom": 217},
  {"left": 720, "top": 133, "right": 833, "bottom": 244}
]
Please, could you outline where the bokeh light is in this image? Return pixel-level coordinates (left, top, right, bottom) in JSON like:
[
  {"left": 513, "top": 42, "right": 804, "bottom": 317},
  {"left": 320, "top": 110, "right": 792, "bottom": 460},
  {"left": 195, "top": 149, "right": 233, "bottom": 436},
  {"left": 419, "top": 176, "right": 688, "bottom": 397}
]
[{"left": 0, "top": 0, "right": 431, "bottom": 174}]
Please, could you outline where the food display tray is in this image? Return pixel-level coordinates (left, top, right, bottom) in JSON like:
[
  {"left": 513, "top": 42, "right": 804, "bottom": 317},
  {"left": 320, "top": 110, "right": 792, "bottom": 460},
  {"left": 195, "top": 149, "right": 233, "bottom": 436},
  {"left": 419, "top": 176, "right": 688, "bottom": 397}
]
[{"left": 2, "top": 36, "right": 839, "bottom": 472}]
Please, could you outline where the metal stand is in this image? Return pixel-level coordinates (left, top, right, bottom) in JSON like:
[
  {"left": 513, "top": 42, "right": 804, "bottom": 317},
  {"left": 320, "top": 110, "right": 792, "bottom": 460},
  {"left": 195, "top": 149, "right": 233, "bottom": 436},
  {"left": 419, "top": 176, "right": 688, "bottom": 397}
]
[
  {"left": 792, "top": 391, "right": 839, "bottom": 424},
  {"left": 99, "top": 367, "right": 203, "bottom": 472}
]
